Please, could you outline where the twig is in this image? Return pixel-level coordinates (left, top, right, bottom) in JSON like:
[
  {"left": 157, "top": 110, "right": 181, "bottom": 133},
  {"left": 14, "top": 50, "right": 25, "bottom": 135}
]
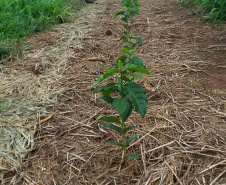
[
  {"left": 181, "top": 161, "right": 193, "bottom": 180},
  {"left": 141, "top": 144, "right": 147, "bottom": 177},
  {"left": 79, "top": 37, "right": 118, "bottom": 41},
  {"left": 145, "top": 140, "right": 175, "bottom": 154},
  {"left": 210, "top": 170, "right": 226, "bottom": 185},
  {"left": 121, "top": 162, "right": 136, "bottom": 172},
  {"left": 92, "top": 167, "right": 117, "bottom": 183},
  {"left": 144, "top": 175, "right": 152, "bottom": 185},
  {"left": 70, "top": 56, "right": 107, "bottom": 63},
  {"left": 199, "top": 159, "right": 226, "bottom": 174},
  {"left": 165, "top": 161, "right": 183, "bottom": 185},
  {"left": 33, "top": 111, "right": 58, "bottom": 133}
]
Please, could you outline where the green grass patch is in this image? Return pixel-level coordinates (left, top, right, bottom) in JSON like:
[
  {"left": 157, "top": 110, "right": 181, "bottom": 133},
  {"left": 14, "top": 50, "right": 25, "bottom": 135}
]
[
  {"left": 178, "top": 0, "right": 226, "bottom": 22},
  {"left": 0, "top": 0, "right": 83, "bottom": 59}
]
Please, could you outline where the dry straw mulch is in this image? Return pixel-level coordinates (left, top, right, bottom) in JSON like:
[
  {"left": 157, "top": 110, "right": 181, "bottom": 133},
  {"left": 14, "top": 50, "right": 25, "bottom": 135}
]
[{"left": 1, "top": 0, "right": 226, "bottom": 184}]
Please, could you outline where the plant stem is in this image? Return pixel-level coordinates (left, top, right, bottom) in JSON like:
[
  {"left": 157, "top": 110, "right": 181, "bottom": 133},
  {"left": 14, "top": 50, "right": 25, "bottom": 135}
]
[
  {"left": 121, "top": 116, "right": 127, "bottom": 160},
  {"left": 119, "top": 59, "right": 127, "bottom": 160},
  {"left": 120, "top": 70, "right": 124, "bottom": 97},
  {"left": 120, "top": 4, "right": 132, "bottom": 161}
]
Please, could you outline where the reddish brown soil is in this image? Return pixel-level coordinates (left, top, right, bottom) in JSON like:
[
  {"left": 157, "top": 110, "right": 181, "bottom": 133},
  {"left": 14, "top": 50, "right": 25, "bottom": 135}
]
[{"left": 205, "top": 74, "right": 226, "bottom": 89}]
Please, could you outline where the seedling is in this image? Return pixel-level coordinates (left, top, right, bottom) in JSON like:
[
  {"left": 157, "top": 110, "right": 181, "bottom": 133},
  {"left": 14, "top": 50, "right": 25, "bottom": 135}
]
[
  {"left": 91, "top": 0, "right": 150, "bottom": 162},
  {"left": 0, "top": 102, "right": 8, "bottom": 112}
]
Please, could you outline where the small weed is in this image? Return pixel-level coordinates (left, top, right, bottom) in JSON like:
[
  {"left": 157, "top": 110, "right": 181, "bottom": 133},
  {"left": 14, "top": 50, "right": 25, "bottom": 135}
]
[
  {"left": 188, "top": 79, "right": 195, "bottom": 88},
  {"left": 0, "top": 102, "right": 9, "bottom": 112},
  {"left": 91, "top": 0, "right": 150, "bottom": 162}
]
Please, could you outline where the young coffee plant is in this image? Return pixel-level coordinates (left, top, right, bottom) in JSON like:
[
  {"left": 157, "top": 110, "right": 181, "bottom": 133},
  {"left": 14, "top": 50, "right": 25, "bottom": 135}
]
[{"left": 91, "top": 0, "right": 150, "bottom": 161}]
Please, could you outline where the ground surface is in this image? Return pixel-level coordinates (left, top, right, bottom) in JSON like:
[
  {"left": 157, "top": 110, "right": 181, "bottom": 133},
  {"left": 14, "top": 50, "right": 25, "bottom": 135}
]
[{"left": 1, "top": 0, "right": 226, "bottom": 184}]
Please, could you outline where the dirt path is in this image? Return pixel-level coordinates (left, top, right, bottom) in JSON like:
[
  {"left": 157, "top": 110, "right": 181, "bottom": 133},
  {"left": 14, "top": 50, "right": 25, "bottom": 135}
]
[{"left": 1, "top": 0, "right": 226, "bottom": 184}]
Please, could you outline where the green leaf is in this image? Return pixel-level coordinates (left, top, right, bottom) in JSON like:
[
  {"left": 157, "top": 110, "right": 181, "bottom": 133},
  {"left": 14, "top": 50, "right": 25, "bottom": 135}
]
[
  {"left": 123, "top": 1, "right": 131, "bottom": 8},
  {"left": 121, "top": 47, "right": 129, "bottom": 54},
  {"left": 120, "top": 36, "right": 129, "bottom": 42},
  {"left": 114, "top": 10, "right": 125, "bottom": 18},
  {"left": 134, "top": 36, "right": 143, "bottom": 45},
  {"left": 130, "top": 10, "right": 140, "bottom": 15},
  {"left": 124, "top": 64, "right": 151, "bottom": 75},
  {"left": 122, "top": 75, "right": 132, "bottom": 82},
  {"left": 122, "top": 103, "right": 134, "bottom": 122},
  {"left": 99, "top": 116, "right": 121, "bottom": 124},
  {"left": 134, "top": 0, "right": 141, "bottom": 7},
  {"left": 134, "top": 6, "right": 139, "bottom": 12},
  {"left": 118, "top": 60, "right": 123, "bottom": 70},
  {"left": 101, "top": 123, "right": 122, "bottom": 135},
  {"left": 107, "top": 140, "right": 122, "bottom": 147},
  {"left": 95, "top": 83, "right": 118, "bottom": 96},
  {"left": 128, "top": 153, "right": 139, "bottom": 160},
  {"left": 112, "top": 98, "right": 129, "bottom": 115},
  {"left": 129, "top": 56, "right": 143, "bottom": 67},
  {"left": 100, "top": 95, "right": 113, "bottom": 104},
  {"left": 90, "top": 69, "right": 118, "bottom": 88},
  {"left": 122, "top": 126, "right": 136, "bottom": 135},
  {"left": 121, "top": 16, "right": 128, "bottom": 22},
  {"left": 117, "top": 55, "right": 128, "bottom": 63},
  {"left": 126, "top": 133, "right": 141, "bottom": 147},
  {"left": 129, "top": 49, "right": 136, "bottom": 55},
  {"left": 128, "top": 72, "right": 144, "bottom": 79},
  {"left": 0, "top": 102, "right": 9, "bottom": 106},
  {"left": 116, "top": 77, "right": 122, "bottom": 92},
  {"left": 123, "top": 82, "right": 148, "bottom": 117},
  {"left": 123, "top": 23, "right": 129, "bottom": 30},
  {"left": 101, "top": 97, "right": 131, "bottom": 117}
]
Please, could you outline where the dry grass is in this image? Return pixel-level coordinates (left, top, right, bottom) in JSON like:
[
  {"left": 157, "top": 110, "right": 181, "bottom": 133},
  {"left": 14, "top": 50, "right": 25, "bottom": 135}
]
[{"left": 1, "top": 0, "right": 226, "bottom": 184}]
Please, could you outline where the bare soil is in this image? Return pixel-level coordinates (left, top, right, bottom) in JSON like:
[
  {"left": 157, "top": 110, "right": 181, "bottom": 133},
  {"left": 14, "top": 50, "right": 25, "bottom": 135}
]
[{"left": 1, "top": 0, "right": 226, "bottom": 184}]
